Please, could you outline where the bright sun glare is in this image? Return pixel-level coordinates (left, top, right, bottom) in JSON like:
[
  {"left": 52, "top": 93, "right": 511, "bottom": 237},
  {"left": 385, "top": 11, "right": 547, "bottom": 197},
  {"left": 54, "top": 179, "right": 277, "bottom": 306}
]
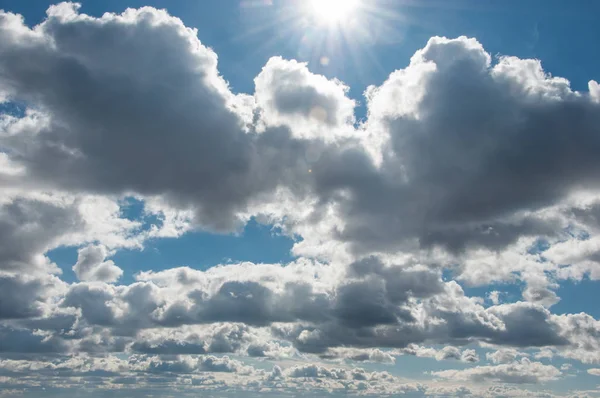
[{"left": 309, "top": 0, "right": 360, "bottom": 24}]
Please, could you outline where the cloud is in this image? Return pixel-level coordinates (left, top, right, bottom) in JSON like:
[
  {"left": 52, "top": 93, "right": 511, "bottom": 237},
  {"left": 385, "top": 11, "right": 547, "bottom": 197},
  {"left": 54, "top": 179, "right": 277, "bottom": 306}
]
[
  {"left": 129, "top": 323, "right": 285, "bottom": 357},
  {"left": 131, "top": 354, "right": 258, "bottom": 376},
  {"left": 460, "top": 349, "right": 481, "bottom": 364},
  {"left": 590, "top": 80, "right": 600, "bottom": 103},
  {"left": 522, "top": 284, "right": 560, "bottom": 308},
  {"left": 0, "top": 274, "right": 60, "bottom": 320},
  {"left": 552, "top": 312, "right": 600, "bottom": 364},
  {"left": 433, "top": 359, "right": 561, "bottom": 384},
  {"left": 587, "top": 368, "right": 600, "bottom": 376},
  {"left": 0, "top": 325, "right": 70, "bottom": 354},
  {"left": 488, "top": 291, "right": 501, "bottom": 305},
  {"left": 60, "top": 260, "right": 444, "bottom": 341},
  {"left": 0, "top": 195, "right": 84, "bottom": 273},
  {"left": 2, "top": 4, "right": 600, "bottom": 300},
  {"left": 254, "top": 57, "right": 356, "bottom": 139},
  {"left": 2, "top": 257, "right": 581, "bottom": 362},
  {"left": 0, "top": 189, "right": 145, "bottom": 282},
  {"left": 0, "top": 354, "right": 488, "bottom": 397},
  {"left": 396, "top": 345, "right": 479, "bottom": 363},
  {"left": 320, "top": 348, "right": 396, "bottom": 364},
  {"left": 486, "top": 349, "right": 528, "bottom": 365},
  {"left": 0, "top": 3, "right": 327, "bottom": 233},
  {"left": 73, "top": 245, "right": 122, "bottom": 283},
  {"left": 285, "top": 364, "right": 349, "bottom": 380},
  {"left": 1, "top": 4, "right": 598, "bottom": 259},
  {"left": 435, "top": 346, "right": 467, "bottom": 362},
  {"left": 336, "top": 35, "right": 600, "bottom": 255}
]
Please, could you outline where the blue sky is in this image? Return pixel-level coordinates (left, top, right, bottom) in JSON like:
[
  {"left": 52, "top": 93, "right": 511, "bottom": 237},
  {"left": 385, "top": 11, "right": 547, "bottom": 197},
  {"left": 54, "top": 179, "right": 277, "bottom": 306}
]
[{"left": 1, "top": 0, "right": 600, "bottom": 397}]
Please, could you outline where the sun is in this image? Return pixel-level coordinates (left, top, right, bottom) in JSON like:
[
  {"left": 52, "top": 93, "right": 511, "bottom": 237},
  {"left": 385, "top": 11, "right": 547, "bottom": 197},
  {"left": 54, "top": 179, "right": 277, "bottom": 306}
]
[{"left": 309, "top": 0, "right": 361, "bottom": 24}]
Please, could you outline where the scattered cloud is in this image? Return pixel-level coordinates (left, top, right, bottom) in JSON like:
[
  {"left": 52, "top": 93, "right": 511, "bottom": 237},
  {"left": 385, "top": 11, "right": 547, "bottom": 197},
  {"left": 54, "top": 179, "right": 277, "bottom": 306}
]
[
  {"left": 433, "top": 359, "right": 562, "bottom": 384},
  {"left": 73, "top": 245, "right": 123, "bottom": 283}
]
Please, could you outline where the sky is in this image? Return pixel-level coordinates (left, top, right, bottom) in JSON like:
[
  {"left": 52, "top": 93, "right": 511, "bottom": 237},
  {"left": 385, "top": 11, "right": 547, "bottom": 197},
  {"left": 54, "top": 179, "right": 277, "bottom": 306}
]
[{"left": 1, "top": 0, "right": 600, "bottom": 397}]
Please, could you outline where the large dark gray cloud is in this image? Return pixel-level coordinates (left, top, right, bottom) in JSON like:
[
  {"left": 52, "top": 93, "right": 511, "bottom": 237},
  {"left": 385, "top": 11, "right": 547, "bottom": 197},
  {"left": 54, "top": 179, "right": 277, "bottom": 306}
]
[
  {"left": 72, "top": 245, "right": 123, "bottom": 283},
  {"left": 327, "top": 37, "right": 600, "bottom": 254},
  {"left": 0, "top": 275, "right": 49, "bottom": 320},
  {"left": 0, "top": 326, "right": 70, "bottom": 354},
  {"left": 254, "top": 56, "right": 356, "bottom": 135},
  {"left": 433, "top": 359, "right": 561, "bottom": 384},
  {"left": 0, "top": 197, "right": 83, "bottom": 272},
  {"left": 0, "top": 3, "right": 312, "bottom": 231},
  {"left": 2, "top": 4, "right": 600, "bottom": 258},
  {"left": 0, "top": 256, "right": 591, "bottom": 366}
]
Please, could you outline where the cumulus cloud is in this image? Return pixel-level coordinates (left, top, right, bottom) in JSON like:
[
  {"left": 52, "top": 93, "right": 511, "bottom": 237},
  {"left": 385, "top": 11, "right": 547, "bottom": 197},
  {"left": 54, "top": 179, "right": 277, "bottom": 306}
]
[
  {"left": 0, "top": 4, "right": 263, "bottom": 231},
  {"left": 142, "top": 355, "right": 254, "bottom": 375},
  {"left": 0, "top": 195, "right": 84, "bottom": 273},
  {"left": 0, "top": 256, "right": 588, "bottom": 365},
  {"left": 320, "top": 348, "right": 397, "bottom": 364},
  {"left": 590, "top": 80, "right": 600, "bottom": 103},
  {"left": 1, "top": 3, "right": 598, "bottom": 259},
  {"left": 129, "top": 323, "right": 294, "bottom": 359},
  {"left": 1, "top": 4, "right": 600, "bottom": 298},
  {"left": 486, "top": 349, "right": 528, "bottom": 364},
  {"left": 397, "top": 345, "right": 479, "bottom": 363},
  {"left": 0, "top": 325, "right": 70, "bottom": 354},
  {"left": 332, "top": 35, "right": 600, "bottom": 257},
  {"left": 285, "top": 364, "right": 349, "bottom": 379},
  {"left": 0, "top": 189, "right": 146, "bottom": 280},
  {"left": 52, "top": 260, "right": 585, "bottom": 360},
  {"left": 0, "top": 273, "right": 63, "bottom": 320},
  {"left": 552, "top": 313, "right": 600, "bottom": 364},
  {"left": 59, "top": 260, "right": 445, "bottom": 343},
  {"left": 254, "top": 57, "right": 356, "bottom": 139},
  {"left": 433, "top": 359, "right": 562, "bottom": 384},
  {"left": 488, "top": 291, "right": 501, "bottom": 305},
  {"left": 73, "top": 245, "right": 122, "bottom": 283}
]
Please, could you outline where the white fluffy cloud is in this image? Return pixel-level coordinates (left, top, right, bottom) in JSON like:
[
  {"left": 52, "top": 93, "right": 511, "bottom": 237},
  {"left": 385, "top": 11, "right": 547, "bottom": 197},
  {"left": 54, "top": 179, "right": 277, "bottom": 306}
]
[
  {"left": 254, "top": 57, "right": 357, "bottom": 140},
  {"left": 0, "top": 189, "right": 146, "bottom": 274},
  {"left": 433, "top": 359, "right": 562, "bottom": 384},
  {"left": 73, "top": 245, "right": 123, "bottom": 283},
  {"left": 486, "top": 349, "right": 528, "bottom": 365},
  {"left": 1, "top": 3, "right": 599, "bottom": 260},
  {"left": 0, "top": 3, "right": 294, "bottom": 231}
]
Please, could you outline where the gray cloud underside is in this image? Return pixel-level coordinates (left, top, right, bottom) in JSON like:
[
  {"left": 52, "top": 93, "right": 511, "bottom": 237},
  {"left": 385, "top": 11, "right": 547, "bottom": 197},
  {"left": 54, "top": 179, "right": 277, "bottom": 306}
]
[{"left": 0, "top": 3, "right": 599, "bottom": 254}]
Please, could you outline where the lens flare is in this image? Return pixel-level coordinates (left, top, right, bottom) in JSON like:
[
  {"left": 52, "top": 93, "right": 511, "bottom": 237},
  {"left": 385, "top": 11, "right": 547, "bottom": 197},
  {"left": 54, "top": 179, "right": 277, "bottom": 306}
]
[{"left": 309, "top": 0, "right": 360, "bottom": 24}]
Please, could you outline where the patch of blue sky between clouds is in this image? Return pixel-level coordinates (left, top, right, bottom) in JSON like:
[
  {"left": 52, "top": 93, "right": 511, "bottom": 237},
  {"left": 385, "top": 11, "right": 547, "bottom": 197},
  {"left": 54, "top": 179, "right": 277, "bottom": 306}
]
[
  {"left": 553, "top": 278, "right": 600, "bottom": 319},
  {"left": 111, "top": 218, "right": 296, "bottom": 284},
  {"left": 0, "top": 101, "right": 26, "bottom": 118},
  {"left": 48, "top": 197, "right": 297, "bottom": 284}
]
